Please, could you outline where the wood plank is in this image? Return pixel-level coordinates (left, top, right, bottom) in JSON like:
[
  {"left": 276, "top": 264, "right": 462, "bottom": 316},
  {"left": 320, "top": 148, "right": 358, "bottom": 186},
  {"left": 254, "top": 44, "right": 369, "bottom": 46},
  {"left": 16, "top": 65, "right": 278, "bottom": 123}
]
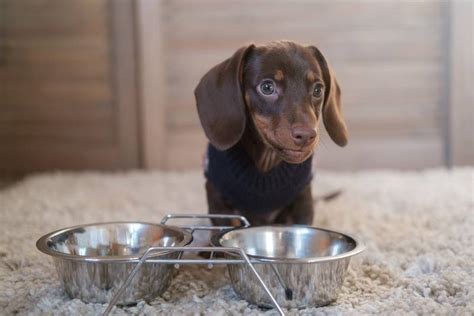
[
  {"left": 166, "top": 32, "right": 442, "bottom": 62},
  {"left": 314, "top": 135, "right": 443, "bottom": 170},
  {"left": 0, "top": 106, "right": 112, "bottom": 123},
  {"left": 0, "top": 145, "right": 122, "bottom": 174},
  {"left": 2, "top": 81, "right": 112, "bottom": 108},
  {"left": 448, "top": 0, "right": 474, "bottom": 166},
  {"left": 0, "top": 0, "right": 140, "bottom": 174},
  {"left": 2, "top": 45, "right": 108, "bottom": 70},
  {"left": 109, "top": 0, "right": 140, "bottom": 168},
  {"left": 0, "top": 122, "right": 115, "bottom": 144},
  {"left": 164, "top": 0, "right": 442, "bottom": 29},
  {"left": 135, "top": 0, "right": 167, "bottom": 169},
  {"left": 164, "top": 130, "right": 207, "bottom": 170},
  {"left": 4, "top": 0, "right": 108, "bottom": 38},
  {"left": 163, "top": 0, "right": 443, "bottom": 57}
]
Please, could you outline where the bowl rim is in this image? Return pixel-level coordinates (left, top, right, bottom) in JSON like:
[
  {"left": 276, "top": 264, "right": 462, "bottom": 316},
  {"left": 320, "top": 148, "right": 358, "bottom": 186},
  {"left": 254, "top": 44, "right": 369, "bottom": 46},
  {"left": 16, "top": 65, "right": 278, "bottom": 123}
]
[
  {"left": 210, "top": 225, "right": 366, "bottom": 263},
  {"left": 36, "top": 221, "right": 193, "bottom": 263}
]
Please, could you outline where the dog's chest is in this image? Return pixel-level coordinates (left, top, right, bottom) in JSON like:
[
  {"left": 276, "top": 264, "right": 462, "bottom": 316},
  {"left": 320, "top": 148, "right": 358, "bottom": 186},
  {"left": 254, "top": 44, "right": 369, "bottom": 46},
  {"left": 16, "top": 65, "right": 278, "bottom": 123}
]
[{"left": 204, "top": 143, "right": 313, "bottom": 214}]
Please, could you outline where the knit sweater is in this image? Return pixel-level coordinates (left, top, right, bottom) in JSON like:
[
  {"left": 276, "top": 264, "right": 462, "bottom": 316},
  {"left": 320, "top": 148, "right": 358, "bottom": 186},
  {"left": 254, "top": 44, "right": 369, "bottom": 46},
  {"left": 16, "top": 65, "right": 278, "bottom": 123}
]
[{"left": 204, "top": 143, "right": 313, "bottom": 213}]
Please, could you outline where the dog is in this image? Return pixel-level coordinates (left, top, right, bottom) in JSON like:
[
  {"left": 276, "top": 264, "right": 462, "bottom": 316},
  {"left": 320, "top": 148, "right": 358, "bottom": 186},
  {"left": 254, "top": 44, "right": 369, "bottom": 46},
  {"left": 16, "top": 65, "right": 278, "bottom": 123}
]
[{"left": 194, "top": 41, "right": 348, "bottom": 227}]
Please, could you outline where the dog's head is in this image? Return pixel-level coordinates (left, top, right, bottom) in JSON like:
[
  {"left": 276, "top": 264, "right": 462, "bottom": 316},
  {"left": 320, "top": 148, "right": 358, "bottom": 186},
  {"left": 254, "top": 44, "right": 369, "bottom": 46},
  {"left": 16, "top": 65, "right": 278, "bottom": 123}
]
[{"left": 195, "top": 41, "right": 348, "bottom": 164}]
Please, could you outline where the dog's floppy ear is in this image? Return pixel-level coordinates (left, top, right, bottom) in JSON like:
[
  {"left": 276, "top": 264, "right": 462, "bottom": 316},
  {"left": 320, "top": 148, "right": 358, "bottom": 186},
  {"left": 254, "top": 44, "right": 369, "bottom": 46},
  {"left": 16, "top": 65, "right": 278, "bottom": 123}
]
[
  {"left": 194, "top": 45, "right": 254, "bottom": 150},
  {"left": 308, "top": 46, "right": 348, "bottom": 147}
]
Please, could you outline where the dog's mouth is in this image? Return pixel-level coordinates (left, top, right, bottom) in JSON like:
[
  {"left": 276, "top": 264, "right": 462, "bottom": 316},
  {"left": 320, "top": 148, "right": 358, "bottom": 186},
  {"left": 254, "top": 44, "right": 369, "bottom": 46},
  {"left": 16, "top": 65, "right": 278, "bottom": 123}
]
[
  {"left": 258, "top": 130, "right": 317, "bottom": 164},
  {"left": 266, "top": 139, "right": 315, "bottom": 163},
  {"left": 277, "top": 147, "right": 313, "bottom": 164}
]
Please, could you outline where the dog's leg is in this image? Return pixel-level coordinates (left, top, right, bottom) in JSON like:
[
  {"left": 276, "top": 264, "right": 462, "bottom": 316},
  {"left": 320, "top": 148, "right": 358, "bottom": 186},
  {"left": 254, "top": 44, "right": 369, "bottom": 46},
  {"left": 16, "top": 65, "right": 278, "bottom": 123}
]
[
  {"left": 201, "top": 180, "right": 239, "bottom": 258},
  {"left": 274, "top": 184, "right": 314, "bottom": 225},
  {"left": 206, "top": 180, "right": 278, "bottom": 226}
]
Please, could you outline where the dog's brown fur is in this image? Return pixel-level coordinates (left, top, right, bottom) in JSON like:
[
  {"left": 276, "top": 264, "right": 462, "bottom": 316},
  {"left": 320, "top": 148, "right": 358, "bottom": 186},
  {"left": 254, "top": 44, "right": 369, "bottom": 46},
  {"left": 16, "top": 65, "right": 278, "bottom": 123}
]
[{"left": 195, "top": 41, "right": 348, "bottom": 226}]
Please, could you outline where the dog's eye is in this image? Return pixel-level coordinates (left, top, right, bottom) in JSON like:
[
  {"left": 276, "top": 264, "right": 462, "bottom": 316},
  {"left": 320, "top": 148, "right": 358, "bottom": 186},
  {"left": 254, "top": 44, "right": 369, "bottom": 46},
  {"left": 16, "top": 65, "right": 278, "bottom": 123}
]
[
  {"left": 259, "top": 80, "right": 275, "bottom": 95},
  {"left": 313, "top": 84, "right": 324, "bottom": 98}
]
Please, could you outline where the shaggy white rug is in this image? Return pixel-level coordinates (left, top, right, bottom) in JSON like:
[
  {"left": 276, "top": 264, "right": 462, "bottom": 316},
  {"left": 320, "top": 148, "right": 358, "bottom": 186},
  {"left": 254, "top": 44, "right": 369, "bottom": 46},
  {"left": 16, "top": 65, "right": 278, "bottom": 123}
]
[{"left": 0, "top": 168, "right": 473, "bottom": 315}]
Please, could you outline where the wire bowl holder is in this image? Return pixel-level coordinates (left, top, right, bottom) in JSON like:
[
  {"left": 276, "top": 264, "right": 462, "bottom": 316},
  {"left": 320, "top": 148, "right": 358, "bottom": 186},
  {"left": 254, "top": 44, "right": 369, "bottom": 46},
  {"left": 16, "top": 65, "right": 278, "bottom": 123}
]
[{"left": 103, "top": 214, "right": 285, "bottom": 316}]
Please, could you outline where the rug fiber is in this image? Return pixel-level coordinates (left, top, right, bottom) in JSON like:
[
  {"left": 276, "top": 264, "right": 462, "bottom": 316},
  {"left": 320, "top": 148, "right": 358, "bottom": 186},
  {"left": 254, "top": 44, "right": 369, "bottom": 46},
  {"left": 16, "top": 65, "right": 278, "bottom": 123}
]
[{"left": 0, "top": 168, "right": 473, "bottom": 315}]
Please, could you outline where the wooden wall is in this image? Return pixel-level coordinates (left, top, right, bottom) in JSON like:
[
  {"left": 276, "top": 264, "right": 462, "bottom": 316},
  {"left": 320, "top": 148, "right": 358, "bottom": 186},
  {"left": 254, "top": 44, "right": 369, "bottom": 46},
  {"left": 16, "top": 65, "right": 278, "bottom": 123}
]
[
  {"left": 142, "top": 0, "right": 452, "bottom": 170},
  {"left": 0, "top": 0, "right": 139, "bottom": 175},
  {"left": 0, "top": 0, "right": 471, "bottom": 173},
  {"left": 449, "top": 0, "right": 474, "bottom": 166}
]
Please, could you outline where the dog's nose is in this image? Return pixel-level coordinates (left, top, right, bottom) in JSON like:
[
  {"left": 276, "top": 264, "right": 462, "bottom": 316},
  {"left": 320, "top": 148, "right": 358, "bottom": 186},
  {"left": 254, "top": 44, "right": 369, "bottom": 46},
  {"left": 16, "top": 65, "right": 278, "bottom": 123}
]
[{"left": 291, "top": 127, "right": 316, "bottom": 146}]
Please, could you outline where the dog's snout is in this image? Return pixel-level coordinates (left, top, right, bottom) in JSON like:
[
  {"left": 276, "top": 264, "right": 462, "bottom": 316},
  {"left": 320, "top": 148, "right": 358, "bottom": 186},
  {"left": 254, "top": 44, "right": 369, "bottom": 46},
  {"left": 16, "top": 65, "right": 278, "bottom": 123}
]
[{"left": 291, "top": 127, "right": 316, "bottom": 146}]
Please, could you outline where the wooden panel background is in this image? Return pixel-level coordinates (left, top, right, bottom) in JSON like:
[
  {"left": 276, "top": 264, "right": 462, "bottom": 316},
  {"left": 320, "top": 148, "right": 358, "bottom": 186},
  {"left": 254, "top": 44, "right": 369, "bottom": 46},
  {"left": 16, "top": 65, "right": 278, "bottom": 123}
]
[
  {"left": 0, "top": 0, "right": 140, "bottom": 175},
  {"left": 449, "top": 0, "right": 474, "bottom": 166},
  {"left": 0, "top": 0, "right": 470, "bottom": 173},
  {"left": 148, "top": 0, "right": 448, "bottom": 170}
]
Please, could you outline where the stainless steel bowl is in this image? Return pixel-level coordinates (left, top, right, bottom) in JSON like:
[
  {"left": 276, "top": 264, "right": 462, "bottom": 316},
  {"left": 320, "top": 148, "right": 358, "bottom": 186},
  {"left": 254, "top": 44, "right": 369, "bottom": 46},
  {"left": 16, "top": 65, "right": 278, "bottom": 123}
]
[
  {"left": 36, "top": 222, "right": 192, "bottom": 304},
  {"left": 211, "top": 225, "right": 365, "bottom": 309}
]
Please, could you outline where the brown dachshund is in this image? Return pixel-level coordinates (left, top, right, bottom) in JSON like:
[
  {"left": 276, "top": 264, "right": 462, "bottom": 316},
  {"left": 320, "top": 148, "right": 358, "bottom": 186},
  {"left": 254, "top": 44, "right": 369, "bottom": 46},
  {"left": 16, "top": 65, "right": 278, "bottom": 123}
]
[{"left": 195, "top": 41, "right": 348, "bottom": 227}]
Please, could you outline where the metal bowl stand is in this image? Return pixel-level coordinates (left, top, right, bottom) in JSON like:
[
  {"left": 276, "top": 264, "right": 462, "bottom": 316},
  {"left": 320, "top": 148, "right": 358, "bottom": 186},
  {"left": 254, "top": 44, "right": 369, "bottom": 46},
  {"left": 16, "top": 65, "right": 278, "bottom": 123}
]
[{"left": 103, "top": 214, "right": 285, "bottom": 316}]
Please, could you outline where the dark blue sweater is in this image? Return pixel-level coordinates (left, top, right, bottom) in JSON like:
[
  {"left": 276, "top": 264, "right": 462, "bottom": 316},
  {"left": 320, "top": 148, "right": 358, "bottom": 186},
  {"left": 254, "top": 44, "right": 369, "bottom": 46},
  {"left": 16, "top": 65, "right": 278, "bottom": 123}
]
[{"left": 204, "top": 143, "right": 313, "bottom": 213}]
